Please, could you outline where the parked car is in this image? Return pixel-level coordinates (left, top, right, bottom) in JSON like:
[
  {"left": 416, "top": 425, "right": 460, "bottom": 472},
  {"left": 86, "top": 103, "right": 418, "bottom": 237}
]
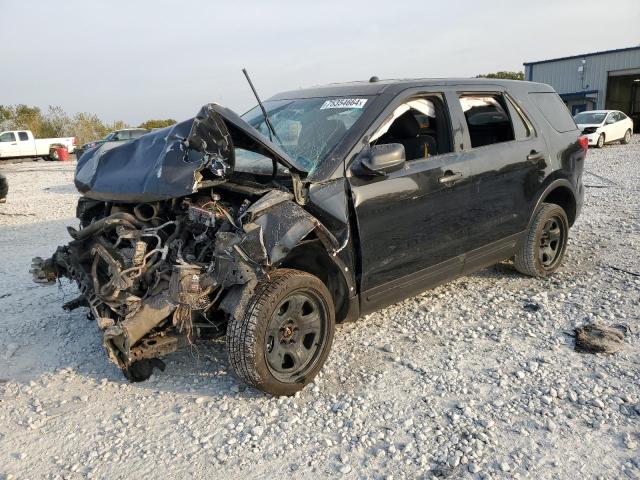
[
  {"left": 74, "top": 128, "right": 149, "bottom": 159},
  {"left": 31, "top": 78, "right": 586, "bottom": 395},
  {"left": 0, "top": 130, "right": 76, "bottom": 160},
  {"left": 573, "top": 110, "right": 634, "bottom": 148}
]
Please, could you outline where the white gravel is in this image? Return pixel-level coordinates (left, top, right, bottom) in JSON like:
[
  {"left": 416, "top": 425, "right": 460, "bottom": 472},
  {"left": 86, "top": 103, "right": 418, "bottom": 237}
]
[{"left": 1, "top": 138, "right": 639, "bottom": 479}]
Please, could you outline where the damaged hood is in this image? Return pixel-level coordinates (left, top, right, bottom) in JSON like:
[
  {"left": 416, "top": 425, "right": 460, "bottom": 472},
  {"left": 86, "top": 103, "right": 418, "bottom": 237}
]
[{"left": 75, "top": 103, "right": 306, "bottom": 202}]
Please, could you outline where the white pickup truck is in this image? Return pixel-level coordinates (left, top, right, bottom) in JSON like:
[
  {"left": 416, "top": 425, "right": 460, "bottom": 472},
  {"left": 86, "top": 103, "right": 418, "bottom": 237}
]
[{"left": 0, "top": 130, "right": 76, "bottom": 159}]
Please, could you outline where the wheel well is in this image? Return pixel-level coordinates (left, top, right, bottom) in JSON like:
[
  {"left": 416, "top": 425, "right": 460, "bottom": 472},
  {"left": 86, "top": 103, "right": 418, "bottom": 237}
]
[
  {"left": 278, "top": 241, "right": 350, "bottom": 322},
  {"left": 543, "top": 186, "right": 576, "bottom": 226}
]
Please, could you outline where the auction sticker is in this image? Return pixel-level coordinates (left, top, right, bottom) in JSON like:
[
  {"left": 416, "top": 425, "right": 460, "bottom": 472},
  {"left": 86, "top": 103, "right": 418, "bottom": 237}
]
[{"left": 320, "top": 98, "right": 368, "bottom": 109}]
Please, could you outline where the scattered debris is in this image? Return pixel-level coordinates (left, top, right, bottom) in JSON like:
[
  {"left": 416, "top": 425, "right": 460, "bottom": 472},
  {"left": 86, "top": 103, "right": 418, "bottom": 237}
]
[
  {"left": 4, "top": 343, "right": 19, "bottom": 360},
  {"left": 609, "top": 265, "right": 640, "bottom": 277},
  {"left": 523, "top": 302, "right": 540, "bottom": 312},
  {"left": 574, "top": 323, "right": 626, "bottom": 354}
]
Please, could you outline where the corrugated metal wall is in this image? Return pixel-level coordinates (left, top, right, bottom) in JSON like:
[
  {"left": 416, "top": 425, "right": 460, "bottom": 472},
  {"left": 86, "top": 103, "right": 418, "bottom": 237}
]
[{"left": 525, "top": 48, "right": 640, "bottom": 109}]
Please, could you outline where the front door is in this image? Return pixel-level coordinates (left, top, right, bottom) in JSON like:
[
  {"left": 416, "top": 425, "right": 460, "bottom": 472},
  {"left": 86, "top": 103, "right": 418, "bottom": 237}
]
[
  {"left": 348, "top": 92, "right": 474, "bottom": 312},
  {"left": 0, "top": 132, "right": 19, "bottom": 158}
]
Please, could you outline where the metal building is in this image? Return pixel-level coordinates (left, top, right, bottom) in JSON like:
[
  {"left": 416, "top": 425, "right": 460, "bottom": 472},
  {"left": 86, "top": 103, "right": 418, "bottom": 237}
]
[{"left": 524, "top": 46, "right": 640, "bottom": 129}]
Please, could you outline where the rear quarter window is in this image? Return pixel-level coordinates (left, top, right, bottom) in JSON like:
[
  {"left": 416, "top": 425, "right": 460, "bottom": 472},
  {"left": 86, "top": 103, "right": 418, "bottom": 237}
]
[{"left": 529, "top": 92, "right": 577, "bottom": 133}]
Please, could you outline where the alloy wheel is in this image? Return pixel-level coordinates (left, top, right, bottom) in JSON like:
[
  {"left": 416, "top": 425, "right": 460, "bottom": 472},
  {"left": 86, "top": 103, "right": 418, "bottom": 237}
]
[{"left": 538, "top": 216, "right": 564, "bottom": 268}]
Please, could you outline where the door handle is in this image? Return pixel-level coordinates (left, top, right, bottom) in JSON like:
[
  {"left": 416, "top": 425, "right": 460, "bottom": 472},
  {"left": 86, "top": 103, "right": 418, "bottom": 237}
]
[
  {"left": 438, "top": 171, "right": 463, "bottom": 184},
  {"left": 10, "top": 142, "right": 17, "bottom": 146},
  {"left": 527, "top": 151, "right": 544, "bottom": 162}
]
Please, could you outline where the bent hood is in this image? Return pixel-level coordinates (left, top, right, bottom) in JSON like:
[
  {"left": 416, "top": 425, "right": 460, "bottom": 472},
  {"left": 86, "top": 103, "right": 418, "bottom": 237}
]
[
  {"left": 576, "top": 123, "right": 603, "bottom": 129},
  {"left": 75, "top": 103, "right": 305, "bottom": 202}
]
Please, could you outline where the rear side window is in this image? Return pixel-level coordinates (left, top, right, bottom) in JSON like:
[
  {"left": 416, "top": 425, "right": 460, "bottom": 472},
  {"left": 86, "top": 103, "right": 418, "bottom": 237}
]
[
  {"left": 18, "top": 131, "right": 29, "bottom": 141},
  {"left": 130, "top": 130, "right": 147, "bottom": 139},
  {"left": 459, "top": 94, "right": 515, "bottom": 148},
  {"left": 529, "top": 92, "right": 576, "bottom": 132}
]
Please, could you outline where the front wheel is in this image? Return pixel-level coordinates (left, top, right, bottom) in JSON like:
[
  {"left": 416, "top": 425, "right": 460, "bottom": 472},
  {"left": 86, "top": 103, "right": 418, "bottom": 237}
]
[
  {"left": 514, "top": 203, "right": 569, "bottom": 277},
  {"left": 621, "top": 129, "right": 632, "bottom": 145},
  {"left": 226, "top": 269, "right": 335, "bottom": 396},
  {"left": 596, "top": 133, "right": 605, "bottom": 148}
]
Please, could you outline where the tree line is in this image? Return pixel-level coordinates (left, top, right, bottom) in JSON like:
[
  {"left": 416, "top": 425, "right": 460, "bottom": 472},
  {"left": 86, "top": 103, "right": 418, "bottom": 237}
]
[{"left": 0, "top": 104, "right": 175, "bottom": 147}]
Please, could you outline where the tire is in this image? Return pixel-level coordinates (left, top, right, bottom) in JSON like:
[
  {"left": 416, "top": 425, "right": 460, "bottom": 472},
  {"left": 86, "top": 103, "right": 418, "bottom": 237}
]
[
  {"left": 50, "top": 150, "right": 59, "bottom": 161},
  {"left": 226, "top": 268, "right": 335, "bottom": 396},
  {"left": 0, "top": 173, "right": 7, "bottom": 203},
  {"left": 514, "top": 203, "right": 569, "bottom": 277},
  {"left": 621, "top": 129, "right": 632, "bottom": 145},
  {"left": 596, "top": 133, "right": 605, "bottom": 148}
]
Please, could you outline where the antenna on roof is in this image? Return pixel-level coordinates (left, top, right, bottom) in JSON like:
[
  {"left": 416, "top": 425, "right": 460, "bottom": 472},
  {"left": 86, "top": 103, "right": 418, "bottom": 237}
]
[
  {"left": 242, "top": 68, "right": 281, "bottom": 145},
  {"left": 369, "top": 76, "right": 380, "bottom": 83}
]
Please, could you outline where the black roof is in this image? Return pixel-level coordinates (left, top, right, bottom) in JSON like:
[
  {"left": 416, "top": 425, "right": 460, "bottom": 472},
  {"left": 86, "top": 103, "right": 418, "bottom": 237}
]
[
  {"left": 269, "top": 78, "right": 554, "bottom": 100},
  {"left": 524, "top": 45, "right": 640, "bottom": 66}
]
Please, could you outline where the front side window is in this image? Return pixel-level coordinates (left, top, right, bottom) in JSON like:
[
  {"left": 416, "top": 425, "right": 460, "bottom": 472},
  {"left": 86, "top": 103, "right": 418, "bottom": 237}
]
[
  {"left": 18, "top": 131, "right": 29, "bottom": 141},
  {"left": 370, "top": 95, "right": 452, "bottom": 160},
  {"left": 0, "top": 132, "right": 16, "bottom": 142},
  {"left": 242, "top": 96, "right": 370, "bottom": 173},
  {"left": 114, "top": 131, "right": 130, "bottom": 141},
  {"left": 459, "top": 94, "right": 515, "bottom": 148}
]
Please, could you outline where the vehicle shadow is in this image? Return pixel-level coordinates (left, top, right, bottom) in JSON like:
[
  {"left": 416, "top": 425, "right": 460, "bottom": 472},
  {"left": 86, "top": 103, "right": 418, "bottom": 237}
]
[{"left": 43, "top": 183, "right": 78, "bottom": 195}]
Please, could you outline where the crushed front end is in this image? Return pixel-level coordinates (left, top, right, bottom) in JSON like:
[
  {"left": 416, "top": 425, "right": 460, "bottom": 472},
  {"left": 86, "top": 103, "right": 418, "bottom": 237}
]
[{"left": 30, "top": 103, "right": 337, "bottom": 381}]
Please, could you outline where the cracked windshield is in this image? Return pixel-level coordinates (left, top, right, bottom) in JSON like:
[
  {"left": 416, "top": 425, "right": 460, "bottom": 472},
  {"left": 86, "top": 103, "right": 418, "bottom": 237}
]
[{"left": 241, "top": 97, "right": 370, "bottom": 173}]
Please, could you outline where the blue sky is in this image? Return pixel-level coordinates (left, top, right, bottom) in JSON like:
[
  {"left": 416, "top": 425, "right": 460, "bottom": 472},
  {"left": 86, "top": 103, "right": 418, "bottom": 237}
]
[{"left": 1, "top": 0, "right": 638, "bottom": 124}]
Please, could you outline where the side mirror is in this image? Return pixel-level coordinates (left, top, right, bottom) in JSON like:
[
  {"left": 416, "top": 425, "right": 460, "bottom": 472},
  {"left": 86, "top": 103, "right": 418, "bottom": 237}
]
[
  {"left": 605, "top": 117, "right": 615, "bottom": 125},
  {"left": 354, "top": 143, "right": 406, "bottom": 176}
]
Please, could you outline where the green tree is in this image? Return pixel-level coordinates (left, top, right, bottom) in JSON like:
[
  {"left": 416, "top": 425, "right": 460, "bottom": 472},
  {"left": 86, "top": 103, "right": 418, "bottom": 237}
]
[
  {"left": 41, "top": 105, "right": 72, "bottom": 138},
  {"left": 476, "top": 71, "right": 524, "bottom": 80},
  {"left": 0, "top": 104, "right": 45, "bottom": 135},
  {"left": 138, "top": 119, "right": 176, "bottom": 130},
  {"left": 70, "top": 112, "right": 109, "bottom": 147}
]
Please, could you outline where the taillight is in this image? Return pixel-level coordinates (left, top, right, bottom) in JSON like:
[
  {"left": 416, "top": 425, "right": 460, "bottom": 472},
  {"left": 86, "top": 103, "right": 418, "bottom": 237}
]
[
  {"left": 73, "top": 137, "right": 77, "bottom": 145},
  {"left": 578, "top": 136, "right": 588, "bottom": 150}
]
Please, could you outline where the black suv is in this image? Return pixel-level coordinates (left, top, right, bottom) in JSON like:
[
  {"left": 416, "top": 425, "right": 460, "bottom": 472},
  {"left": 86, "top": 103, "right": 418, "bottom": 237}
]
[{"left": 32, "top": 78, "right": 586, "bottom": 395}]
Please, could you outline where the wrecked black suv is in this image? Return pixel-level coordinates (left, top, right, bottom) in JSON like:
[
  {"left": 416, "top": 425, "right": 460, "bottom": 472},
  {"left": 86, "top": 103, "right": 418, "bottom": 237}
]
[{"left": 32, "top": 79, "right": 586, "bottom": 395}]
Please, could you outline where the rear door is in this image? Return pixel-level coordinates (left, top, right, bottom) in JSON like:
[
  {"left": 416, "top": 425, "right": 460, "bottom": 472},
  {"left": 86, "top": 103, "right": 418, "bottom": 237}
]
[
  {"left": 348, "top": 89, "right": 474, "bottom": 311},
  {"left": 17, "top": 131, "right": 33, "bottom": 156},
  {"left": 446, "top": 89, "right": 548, "bottom": 272},
  {"left": 612, "top": 112, "right": 627, "bottom": 140}
]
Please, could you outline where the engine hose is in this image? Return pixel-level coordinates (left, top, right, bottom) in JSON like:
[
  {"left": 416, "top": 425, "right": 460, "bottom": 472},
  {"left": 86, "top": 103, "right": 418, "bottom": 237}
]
[
  {"left": 133, "top": 203, "right": 159, "bottom": 222},
  {"left": 68, "top": 213, "right": 145, "bottom": 240}
]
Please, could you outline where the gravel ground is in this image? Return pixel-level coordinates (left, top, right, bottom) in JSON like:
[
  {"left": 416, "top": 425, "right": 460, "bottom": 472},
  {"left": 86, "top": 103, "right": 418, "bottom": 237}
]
[{"left": 1, "top": 139, "right": 639, "bottom": 480}]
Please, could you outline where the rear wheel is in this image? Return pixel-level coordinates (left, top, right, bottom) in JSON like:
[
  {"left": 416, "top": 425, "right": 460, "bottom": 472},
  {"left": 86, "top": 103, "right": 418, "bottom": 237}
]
[
  {"left": 621, "top": 129, "right": 632, "bottom": 144},
  {"left": 514, "top": 203, "right": 569, "bottom": 277},
  {"left": 596, "top": 133, "right": 605, "bottom": 148},
  {"left": 226, "top": 269, "right": 335, "bottom": 396}
]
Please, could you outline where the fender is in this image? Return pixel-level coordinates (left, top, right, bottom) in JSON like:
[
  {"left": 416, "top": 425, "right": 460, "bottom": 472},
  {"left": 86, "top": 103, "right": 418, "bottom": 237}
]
[{"left": 526, "top": 177, "right": 576, "bottom": 229}]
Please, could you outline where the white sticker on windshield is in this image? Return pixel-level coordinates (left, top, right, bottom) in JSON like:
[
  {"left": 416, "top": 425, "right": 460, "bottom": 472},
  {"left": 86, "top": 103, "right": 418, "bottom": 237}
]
[{"left": 320, "top": 98, "right": 368, "bottom": 110}]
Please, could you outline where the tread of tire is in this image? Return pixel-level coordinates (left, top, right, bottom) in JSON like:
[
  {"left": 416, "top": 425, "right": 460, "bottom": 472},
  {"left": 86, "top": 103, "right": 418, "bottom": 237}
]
[
  {"left": 226, "top": 269, "right": 321, "bottom": 390},
  {"left": 514, "top": 203, "right": 564, "bottom": 277}
]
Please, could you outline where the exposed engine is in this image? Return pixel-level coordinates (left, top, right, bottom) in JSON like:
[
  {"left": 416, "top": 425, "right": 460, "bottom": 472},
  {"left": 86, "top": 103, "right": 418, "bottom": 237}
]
[{"left": 31, "top": 187, "right": 276, "bottom": 380}]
